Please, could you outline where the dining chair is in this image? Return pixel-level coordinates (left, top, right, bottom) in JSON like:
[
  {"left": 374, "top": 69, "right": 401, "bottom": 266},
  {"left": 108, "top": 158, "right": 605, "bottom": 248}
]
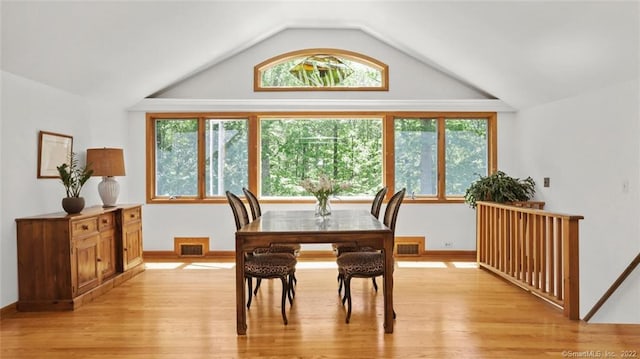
[
  {"left": 334, "top": 187, "right": 388, "bottom": 295},
  {"left": 242, "top": 187, "right": 262, "bottom": 221},
  {"left": 242, "top": 187, "right": 300, "bottom": 296},
  {"left": 243, "top": 187, "right": 301, "bottom": 254},
  {"left": 336, "top": 188, "right": 405, "bottom": 323},
  {"left": 226, "top": 190, "right": 297, "bottom": 325}
]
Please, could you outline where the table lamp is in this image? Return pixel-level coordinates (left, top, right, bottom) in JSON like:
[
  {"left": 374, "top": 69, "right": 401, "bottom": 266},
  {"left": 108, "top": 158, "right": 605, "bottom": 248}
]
[{"left": 86, "top": 148, "right": 126, "bottom": 207}]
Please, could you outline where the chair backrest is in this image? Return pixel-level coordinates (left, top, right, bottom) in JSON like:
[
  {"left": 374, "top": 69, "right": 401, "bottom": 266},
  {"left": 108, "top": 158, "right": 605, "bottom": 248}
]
[
  {"left": 226, "top": 191, "right": 250, "bottom": 230},
  {"left": 370, "top": 187, "right": 388, "bottom": 219},
  {"left": 242, "top": 187, "right": 262, "bottom": 220},
  {"left": 383, "top": 188, "right": 406, "bottom": 233}
]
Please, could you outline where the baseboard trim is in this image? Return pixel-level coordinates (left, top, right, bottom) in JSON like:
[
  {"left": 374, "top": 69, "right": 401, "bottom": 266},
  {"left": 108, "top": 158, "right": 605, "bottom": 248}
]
[
  {"left": 0, "top": 302, "right": 17, "bottom": 318},
  {"left": 143, "top": 250, "right": 476, "bottom": 262},
  {"left": 144, "top": 250, "right": 236, "bottom": 261},
  {"left": 418, "top": 250, "right": 477, "bottom": 262}
]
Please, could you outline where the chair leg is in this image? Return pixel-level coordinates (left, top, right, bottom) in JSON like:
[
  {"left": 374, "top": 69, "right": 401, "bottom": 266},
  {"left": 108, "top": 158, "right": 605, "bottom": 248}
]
[
  {"left": 372, "top": 277, "right": 378, "bottom": 292},
  {"left": 280, "top": 276, "right": 288, "bottom": 325},
  {"left": 288, "top": 274, "right": 295, "bottom": 305},
  {"left": 341, "top": 283, "right": 348, "bottom": 305},
  {"left": 254, "top": 278, "right": 262, "bottom": 296},
  {"left": 344, "top": 276, "right": 352, "bottom": 324},
  {"left": 337, "top": 273, "right": 343, "bottom": 295},
  {"left": 246, "top": 276, "right": 253, "bottom": 309}
]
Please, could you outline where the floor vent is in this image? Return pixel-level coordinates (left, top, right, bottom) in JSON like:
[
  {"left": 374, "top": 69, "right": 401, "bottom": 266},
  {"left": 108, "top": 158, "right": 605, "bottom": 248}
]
[
  {"left": 396, "top": 243, "right": 420, "bottom": 255},
  {"left": 174, "top": 237, "right": 209, "bottom": 257},
  {"left": 394, "top": 236, "right": 425, "bottom": 257}
]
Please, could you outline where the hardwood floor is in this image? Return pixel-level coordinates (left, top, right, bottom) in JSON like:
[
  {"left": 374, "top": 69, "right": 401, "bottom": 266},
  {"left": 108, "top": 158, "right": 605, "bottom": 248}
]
[{"left": 1, "top": 259, "right": 638, "bottom": 358}]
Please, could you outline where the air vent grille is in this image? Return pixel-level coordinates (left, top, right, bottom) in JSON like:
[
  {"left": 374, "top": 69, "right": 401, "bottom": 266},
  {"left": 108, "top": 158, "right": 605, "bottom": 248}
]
[
  {"left": 394, "top": 236, "right": 425, "bottom": 257},
  {"left": 180, "top": 244, "right": 204, "bottom": 257},
  {"left": 174, "top": 237, "right": 209, "bottom": 257},
  {"left": 396, "top": 243, "right": 419, "bottom": 256}
]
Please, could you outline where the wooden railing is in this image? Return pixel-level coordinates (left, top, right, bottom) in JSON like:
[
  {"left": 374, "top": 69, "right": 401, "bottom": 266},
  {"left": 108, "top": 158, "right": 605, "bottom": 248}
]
[{"left": 476, "top": 201, "right": 584, "bottom": 319}]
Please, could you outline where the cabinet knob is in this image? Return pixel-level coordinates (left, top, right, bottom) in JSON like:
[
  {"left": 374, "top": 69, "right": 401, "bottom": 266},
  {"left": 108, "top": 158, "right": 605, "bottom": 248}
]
[
  {"left": 97, "top": 258, "right": 102, "bottom": 262},
  {"left": 82, "top": 225, "right": 89, "bottom": 230},
  {"left": 124, "top": 248, "right": 128, "bottom": 251},
  {"left": 102, "top": 219, "right": 108, "bottom": 224},
  {"left": 130, "top": 214, "right": 135, "bottom": 218}
]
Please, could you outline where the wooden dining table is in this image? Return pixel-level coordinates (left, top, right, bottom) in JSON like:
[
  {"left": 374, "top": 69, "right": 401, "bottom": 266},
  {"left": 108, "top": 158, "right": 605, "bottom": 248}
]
[{"left": 235, "top": 209, "right": 395, "bottom": 335}]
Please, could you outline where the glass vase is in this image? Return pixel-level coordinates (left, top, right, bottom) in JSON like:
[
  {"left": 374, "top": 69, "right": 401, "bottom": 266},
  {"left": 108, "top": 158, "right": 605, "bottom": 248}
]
[{"left": 315, "top": 196, "right": 331, "bottom": 217}]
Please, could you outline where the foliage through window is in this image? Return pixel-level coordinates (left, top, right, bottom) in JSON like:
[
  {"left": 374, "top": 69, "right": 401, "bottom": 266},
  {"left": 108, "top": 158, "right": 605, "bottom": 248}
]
[
  {"left": 445, "top": 119, "right": 488, "bottom": 195},
  {"left": 255, "top": 49, "right": 388, "bottom": 91},
  {"left": 146, "top": 113, "right": 496, "bottom": 203},
  {"left": 153, "top": 118, "right": 248, "bottom": 198},
  {"left": 393, "top": 118, "right": 489, "bottom": 197},
  {"left": 260, "top": 117, "right": 383, "bottom": 197},
  {"left": 394, "top": 118, "right": 438, "bottom": 196}
]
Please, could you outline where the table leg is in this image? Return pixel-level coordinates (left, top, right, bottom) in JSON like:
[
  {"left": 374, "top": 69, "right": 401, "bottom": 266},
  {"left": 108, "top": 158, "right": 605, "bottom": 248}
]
[
  {"left": 383, "top": 235, "right": 394, "bottom": 333},
  {"left": 236, "top": 236, "right": 247, "bottom": 335}
]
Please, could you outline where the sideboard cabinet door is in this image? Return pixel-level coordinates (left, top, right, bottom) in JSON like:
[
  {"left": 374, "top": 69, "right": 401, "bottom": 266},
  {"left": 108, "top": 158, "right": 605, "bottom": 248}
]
[
  {"left": 121, "top": 206, "right": 143, "bottom": 271},
  {"left": 72, "top": 234, "right": 100, "bottom": 296}
]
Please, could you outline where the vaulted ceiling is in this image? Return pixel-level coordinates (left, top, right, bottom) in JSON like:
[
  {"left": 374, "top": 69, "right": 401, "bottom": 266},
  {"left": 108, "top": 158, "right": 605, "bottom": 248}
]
[{"left": 2, "top": 1, "right": 638, "bottom": 110}]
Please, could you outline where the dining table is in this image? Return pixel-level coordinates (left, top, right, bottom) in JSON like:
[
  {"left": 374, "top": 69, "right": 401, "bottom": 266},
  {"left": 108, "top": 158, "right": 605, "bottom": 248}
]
[{"left": 235, "top": 209, "right": 395, "bottom": 335}]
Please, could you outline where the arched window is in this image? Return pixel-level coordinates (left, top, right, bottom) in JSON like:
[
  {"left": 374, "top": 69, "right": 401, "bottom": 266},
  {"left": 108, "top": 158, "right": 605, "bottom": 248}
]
[{"left": 254, "top": 48, "right": 388, "bottom": 91}]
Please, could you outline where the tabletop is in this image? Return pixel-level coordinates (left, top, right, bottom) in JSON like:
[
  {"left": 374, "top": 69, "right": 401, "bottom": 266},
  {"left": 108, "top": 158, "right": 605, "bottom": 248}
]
[{"left": 238, "top": 209, "right": 389, "bottom": 235}]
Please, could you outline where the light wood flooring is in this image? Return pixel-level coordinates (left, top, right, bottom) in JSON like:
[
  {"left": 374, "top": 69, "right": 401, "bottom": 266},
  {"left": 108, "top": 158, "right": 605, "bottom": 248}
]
[{"left": 1, "top": 259, "right": 638, "bottom": 358}]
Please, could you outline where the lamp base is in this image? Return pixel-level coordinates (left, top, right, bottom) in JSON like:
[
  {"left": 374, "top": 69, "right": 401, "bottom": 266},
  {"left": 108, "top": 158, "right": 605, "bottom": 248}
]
[{"left": 98, "top": 176, "right": 120, "bottom": 207}]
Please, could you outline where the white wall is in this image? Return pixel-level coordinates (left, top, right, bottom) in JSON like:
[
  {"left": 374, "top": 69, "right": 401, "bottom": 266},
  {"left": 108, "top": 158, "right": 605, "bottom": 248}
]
[
  {"left": 0, "top": 71, "right": 128, "bottom": 308},
  {"left": 154, "top": 28, "right": 493, "bottom": 101},
  {"left": 502, "top": 80, "right": 640, "bottom": 323}
]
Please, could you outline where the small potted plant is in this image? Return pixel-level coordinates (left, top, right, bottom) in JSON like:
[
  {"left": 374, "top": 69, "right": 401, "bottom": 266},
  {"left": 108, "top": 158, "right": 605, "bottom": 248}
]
[
  {"left": 57, "top": 152, "right": 93, "bottom": 214},
  {"left": 464, "top": 170, "right": 536, "bottom": 209}
]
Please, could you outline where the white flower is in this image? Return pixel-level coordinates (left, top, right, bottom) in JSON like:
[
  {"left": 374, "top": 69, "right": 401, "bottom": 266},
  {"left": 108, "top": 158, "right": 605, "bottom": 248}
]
[{"left": 300, "top": 174, "right": 349, "bottom": 200}]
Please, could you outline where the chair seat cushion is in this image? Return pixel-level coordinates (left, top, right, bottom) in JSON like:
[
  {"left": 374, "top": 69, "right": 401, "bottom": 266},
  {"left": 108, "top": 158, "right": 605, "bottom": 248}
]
[
  {"left": 245, "top": 253, "right": 296, "bottom": 278},
  {"left": 254, "top": 244, "right": 301, "bottom": 256},
  {"left": 333, "top": 243, "right": 378, "bottom": 256},
  {"left": 336, "top": 252, "right": 384, "bottom": 277}
]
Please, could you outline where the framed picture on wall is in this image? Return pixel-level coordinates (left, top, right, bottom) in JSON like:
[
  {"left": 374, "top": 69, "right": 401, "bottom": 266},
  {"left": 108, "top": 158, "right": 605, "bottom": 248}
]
[{"left": 37, "top": 131, "right": 73, "bottom": 178}]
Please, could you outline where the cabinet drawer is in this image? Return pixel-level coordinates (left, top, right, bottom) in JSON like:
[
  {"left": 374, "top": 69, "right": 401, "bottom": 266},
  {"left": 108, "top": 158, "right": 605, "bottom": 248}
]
[
  {"left": 71, "top": 217, "right": 99, "bottom": 238},
  {"left": 122, "top": 207, "right": 141, "bottom": 224},
  {"left": 98, "top": 213, "right": 115, "bottom": 231}
]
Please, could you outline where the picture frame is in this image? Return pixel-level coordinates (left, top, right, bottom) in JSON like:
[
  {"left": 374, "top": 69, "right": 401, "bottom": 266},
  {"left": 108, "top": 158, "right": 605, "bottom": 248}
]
[{"left": 37, "top": 131, "right": 73, "bottom": 178}]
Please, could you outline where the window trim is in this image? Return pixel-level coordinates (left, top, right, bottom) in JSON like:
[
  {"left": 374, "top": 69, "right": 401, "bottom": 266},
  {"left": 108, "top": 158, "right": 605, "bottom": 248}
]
[
  {"left": 146, "top": 111, "right": 496, "bottom": 204},
  {"left": 254, "top": 48, "right": 389, "bottom": 92}
]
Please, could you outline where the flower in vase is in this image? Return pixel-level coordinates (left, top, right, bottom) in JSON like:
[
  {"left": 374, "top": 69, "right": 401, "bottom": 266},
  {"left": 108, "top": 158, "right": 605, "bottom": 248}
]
[{"left": 300, "top": 175, "right": 349, "bottom": 216}]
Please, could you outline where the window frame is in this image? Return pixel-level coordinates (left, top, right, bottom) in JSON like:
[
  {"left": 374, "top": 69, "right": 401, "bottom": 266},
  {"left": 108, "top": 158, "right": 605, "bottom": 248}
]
[
  {"left": 146, "top": 112, "right": 496, "bottom": 204},
  {"left": 254, "top": 48, "right": 389, "bottom": 92}
]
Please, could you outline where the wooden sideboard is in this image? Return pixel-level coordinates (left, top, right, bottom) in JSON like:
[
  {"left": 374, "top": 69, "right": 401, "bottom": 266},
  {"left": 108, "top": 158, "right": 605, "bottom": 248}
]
[{"left": 15, "top": 204, "right": 145, "bottom": 311}]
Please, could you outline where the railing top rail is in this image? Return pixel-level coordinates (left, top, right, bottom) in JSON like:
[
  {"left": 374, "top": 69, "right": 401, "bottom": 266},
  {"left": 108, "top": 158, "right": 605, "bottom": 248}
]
[{"left": 476, "top": 201, "right": 584, "bottom": 221}]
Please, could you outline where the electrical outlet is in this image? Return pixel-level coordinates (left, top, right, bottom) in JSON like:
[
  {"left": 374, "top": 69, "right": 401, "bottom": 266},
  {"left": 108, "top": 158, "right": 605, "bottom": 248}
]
[
  {"left": 444, "top": 242, "right": 453, "bottom": 247},
  {"left": 543, "top": 177, "right": 550, "bottom": 187}
]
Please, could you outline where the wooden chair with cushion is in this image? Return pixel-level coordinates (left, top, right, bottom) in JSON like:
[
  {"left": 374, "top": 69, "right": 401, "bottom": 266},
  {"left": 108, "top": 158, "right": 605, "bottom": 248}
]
[
  {"left": 334, "top": 187, "right": 388, "bottom": 295},
  {"left": 226, "top": 191, "right": 297, "bottom": 325},
  {"left": 243, "top": 187, "right": 301, "bottom": 255},
  {"left": 336, "top": 188, "right": 405, "bottom": 323},
  {"left": 242, "top": 187, "right": 300, "bottom": 296}
]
